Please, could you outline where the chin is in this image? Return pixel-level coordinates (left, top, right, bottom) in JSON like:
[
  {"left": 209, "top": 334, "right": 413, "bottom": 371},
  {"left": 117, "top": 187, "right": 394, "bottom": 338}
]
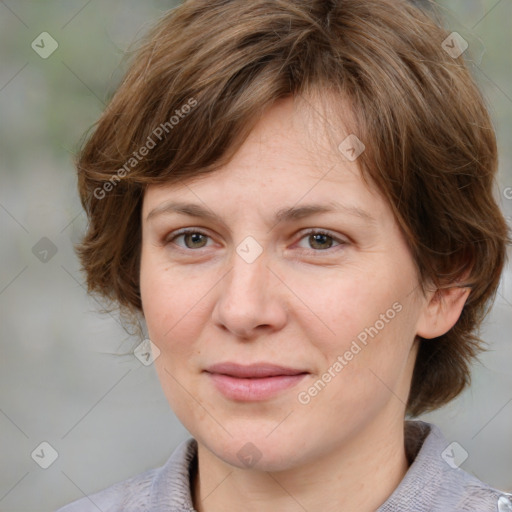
[{"left": 198, "top": 429, "right": 309, "bottom": 472}]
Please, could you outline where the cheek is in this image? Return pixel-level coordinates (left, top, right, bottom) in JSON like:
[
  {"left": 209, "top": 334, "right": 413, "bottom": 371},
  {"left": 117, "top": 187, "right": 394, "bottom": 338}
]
[
  {"left": 140, "top": 259, "right": 211, "bottom": 427},
  {"left": 140, "top": 252, "right": 209, "bottom": 357},
  {"left": 295, "top": 266, "right": 418, "bottom": 393},
  {"left": 290, "top": 267, "right": 402, "bottom": 353}
]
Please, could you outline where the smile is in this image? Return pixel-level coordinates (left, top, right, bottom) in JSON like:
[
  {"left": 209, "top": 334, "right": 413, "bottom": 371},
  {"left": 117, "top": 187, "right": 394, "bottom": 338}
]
[{"left": 204, "top": 362, "right": 310, "bottom": 401}]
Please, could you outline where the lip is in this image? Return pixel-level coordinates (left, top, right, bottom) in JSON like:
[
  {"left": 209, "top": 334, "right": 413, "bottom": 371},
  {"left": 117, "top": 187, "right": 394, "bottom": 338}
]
[
  {"left": 204, "top": 362, "right": 309, "bottom": 401},
  {"left": 205, "top": 362, "right": 308, "bottom": 378}
]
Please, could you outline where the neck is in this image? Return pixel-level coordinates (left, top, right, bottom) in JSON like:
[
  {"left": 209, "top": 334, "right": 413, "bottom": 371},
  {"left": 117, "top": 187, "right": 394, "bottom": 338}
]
[{"left": 192, "top": 417, "right": 409, "bottom": 512}]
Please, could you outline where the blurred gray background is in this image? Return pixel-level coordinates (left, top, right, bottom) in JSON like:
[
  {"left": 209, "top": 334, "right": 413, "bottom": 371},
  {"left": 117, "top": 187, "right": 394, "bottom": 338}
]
[{"left": 0, "top": 1, "right": 511, "bottom": 511}]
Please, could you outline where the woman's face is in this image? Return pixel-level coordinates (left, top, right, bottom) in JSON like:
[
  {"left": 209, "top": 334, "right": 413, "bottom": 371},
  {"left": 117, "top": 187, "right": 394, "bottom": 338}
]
[{"left": 140, "top": 96, "right": 430, "bottom": 471}]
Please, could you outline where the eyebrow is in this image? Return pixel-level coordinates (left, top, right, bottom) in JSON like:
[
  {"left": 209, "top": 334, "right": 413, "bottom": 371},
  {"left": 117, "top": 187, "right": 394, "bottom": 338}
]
[{"left": 146, "top": 200, "right": 376, "bottom": 226}]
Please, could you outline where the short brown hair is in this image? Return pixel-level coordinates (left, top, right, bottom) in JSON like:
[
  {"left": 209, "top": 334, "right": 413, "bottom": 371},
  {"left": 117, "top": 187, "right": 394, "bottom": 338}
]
[{"left": 75, "top": 0, "right": 510, "bottom": 416}]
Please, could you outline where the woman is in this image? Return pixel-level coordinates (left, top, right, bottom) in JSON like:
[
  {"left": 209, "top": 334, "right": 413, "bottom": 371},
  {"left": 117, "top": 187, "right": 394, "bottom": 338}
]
[{"left": 57, "top": 0, "right": 511, "bottom": 510}]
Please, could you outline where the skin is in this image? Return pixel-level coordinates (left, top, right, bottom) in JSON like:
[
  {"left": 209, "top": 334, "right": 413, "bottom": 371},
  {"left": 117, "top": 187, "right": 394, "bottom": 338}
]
[{"left": 139, "top": 95, "right": 470, "bottom": 512}]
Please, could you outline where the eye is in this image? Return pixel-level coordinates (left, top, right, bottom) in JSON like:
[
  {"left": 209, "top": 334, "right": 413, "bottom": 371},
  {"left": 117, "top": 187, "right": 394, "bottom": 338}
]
[
  {"left": 165, "top": 228, "right": 347, "bottom": 252},
  {"left": 296, "top": 229, "right": 346, "bottom": 251},
  {"left": 167, "top": 229, "right": 213, "bottom": 250}
]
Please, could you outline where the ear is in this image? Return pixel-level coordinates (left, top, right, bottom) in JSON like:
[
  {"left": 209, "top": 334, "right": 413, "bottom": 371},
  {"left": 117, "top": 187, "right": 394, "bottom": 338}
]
[{"left": 415, "top": 280, "right": 471, "bottom": 340}]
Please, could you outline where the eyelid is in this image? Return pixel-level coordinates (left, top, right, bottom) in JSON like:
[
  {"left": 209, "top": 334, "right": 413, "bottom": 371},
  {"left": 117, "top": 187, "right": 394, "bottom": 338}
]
[
  {"left": 164, "top": 228, "right": 213, "bottom": 247},
  {"left": 295, "top": 228, "right": 347, "bottom": 249}
]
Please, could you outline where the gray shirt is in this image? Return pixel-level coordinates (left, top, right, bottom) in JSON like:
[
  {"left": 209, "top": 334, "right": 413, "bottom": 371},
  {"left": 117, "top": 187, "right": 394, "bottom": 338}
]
[{"left": 56, "top": 421, "right": 511, "bottom": 511}]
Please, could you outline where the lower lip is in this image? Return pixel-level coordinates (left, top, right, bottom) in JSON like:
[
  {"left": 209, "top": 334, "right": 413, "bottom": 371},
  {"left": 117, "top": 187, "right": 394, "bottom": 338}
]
[{"left": 206, "top": 372, "right": 308, "bottom": 401}]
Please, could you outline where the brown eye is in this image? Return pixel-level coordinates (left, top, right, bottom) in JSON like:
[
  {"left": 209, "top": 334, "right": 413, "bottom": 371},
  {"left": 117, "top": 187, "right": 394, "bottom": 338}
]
[
  {"left": 308, "top": 233, "right": 334, "bottom": 250},
  {"left": 168, "top": 229, "right": 211, "bottom": 249},
  {"left": 182, "top": 232, "right": 208, "bottom": 249},
  {"left": 297, "top": 230, "right": 346, "bottom": 252}
]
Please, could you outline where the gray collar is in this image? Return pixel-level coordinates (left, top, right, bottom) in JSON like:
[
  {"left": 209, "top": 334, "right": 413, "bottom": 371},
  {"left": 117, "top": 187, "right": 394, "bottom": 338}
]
[{"left": 149, "top": 421, "right": 507, "bottom": 512}]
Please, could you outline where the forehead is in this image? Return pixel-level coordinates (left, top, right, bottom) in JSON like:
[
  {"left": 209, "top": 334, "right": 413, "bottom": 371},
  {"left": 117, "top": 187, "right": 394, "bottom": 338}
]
[
  {"left": 242, "top": 94, "right": 360, "bottom": 172},
  {"left": 142, "top": 95, "right": 388, "bottom": 222}
]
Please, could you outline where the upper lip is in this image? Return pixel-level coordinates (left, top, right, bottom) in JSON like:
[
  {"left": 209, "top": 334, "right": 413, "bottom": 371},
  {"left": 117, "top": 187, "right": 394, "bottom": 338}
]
[{"left": 205, "top": 362, "right": 309, "bottom": 378}]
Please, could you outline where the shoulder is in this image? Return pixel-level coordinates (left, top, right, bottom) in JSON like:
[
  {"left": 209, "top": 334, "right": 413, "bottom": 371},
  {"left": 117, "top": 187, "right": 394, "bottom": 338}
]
[
  {"left": 380, "top": 421, "right": 512, "bottom": 512},
  {"left": 55, "top": 438, "right": 198, "bottom": 512},
  {"left": 433, "top": 465, "right": 512, "bottom": 511},
  {"left": 422, "top": 422, "right": 511, "bottom": 512},
  {"left": 55, "top": 467, "right": 158, "bottom": 512}
]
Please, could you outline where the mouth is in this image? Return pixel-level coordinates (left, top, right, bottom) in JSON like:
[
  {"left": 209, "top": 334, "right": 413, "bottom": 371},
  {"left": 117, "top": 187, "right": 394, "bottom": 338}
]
[{"left": 204, "top": 362, "right": 310, "bottom": 401}]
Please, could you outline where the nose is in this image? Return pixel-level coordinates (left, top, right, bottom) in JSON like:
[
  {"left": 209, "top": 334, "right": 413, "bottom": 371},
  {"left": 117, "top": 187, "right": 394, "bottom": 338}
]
[{"left": 211, "top": 246, "right": 288, "bottom": 340}]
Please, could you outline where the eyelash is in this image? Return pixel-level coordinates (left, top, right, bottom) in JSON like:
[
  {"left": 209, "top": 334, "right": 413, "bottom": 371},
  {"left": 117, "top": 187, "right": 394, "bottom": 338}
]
[{"left": 165, "top": 228, "right": 347, "bottom": 253}]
